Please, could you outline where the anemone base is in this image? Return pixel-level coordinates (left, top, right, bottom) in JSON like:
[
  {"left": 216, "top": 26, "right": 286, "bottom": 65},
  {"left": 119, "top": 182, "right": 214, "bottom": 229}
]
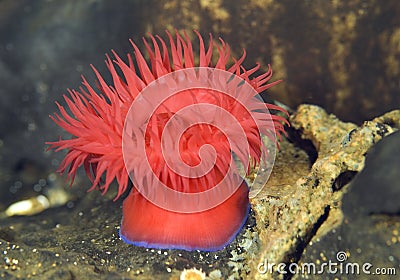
[{"left": 119, "top": 182, "right": 250, "bottom": 251}]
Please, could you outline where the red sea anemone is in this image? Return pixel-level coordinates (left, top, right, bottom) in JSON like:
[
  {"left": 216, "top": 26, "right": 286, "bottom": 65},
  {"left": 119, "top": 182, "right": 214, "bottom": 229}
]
[{"left": 47, "top": 30, "right": 288, "bottom": 251}]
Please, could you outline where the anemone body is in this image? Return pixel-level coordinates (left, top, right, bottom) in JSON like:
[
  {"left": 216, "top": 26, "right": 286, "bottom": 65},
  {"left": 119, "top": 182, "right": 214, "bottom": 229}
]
[{"left": 48, "top": 31, "right": 287, "bottom": 251}]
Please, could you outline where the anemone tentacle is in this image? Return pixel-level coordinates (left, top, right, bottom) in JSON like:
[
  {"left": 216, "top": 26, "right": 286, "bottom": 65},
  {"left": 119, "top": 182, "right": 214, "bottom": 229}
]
[{"left": 47, "top": 30, "right": 288, "bottom": 199}]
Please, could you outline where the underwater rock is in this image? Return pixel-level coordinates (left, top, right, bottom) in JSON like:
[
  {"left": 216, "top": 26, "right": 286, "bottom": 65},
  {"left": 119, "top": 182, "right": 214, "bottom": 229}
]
[
  {"left": 296, "top": 130, "right": 400, "bottom": 280},
  {"left": 248, "top": 104, "right": 400, "bottom": 279},
  {"left": 342, "top": 130, "right": 400, "bottom": 217}
]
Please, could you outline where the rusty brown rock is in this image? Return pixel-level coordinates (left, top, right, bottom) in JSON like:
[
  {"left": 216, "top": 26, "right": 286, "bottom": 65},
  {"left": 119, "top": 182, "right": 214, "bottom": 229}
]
[{"left": 247, "top": 104, "right": 400, "bottom": 279}]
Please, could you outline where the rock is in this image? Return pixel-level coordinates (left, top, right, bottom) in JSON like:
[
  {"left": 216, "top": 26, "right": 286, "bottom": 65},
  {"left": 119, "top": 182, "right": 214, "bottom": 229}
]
[
  {"left": 343, "top": 130, "right": 400, "bottom": 217},
  {"left": 248, "top": 105, "right": 400, "bottom": 279},
  {"left": 297, "top": 131, "right": 400, "bottom": 280}
]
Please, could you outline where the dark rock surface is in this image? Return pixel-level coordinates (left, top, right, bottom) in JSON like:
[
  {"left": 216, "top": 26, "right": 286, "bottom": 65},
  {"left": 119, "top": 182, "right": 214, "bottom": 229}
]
[
  {"left": 343, "top": 130, "right": 400, "bottom": 217},
  {"left": 0, "top": 188, "right": 259, "bottom": 279}
]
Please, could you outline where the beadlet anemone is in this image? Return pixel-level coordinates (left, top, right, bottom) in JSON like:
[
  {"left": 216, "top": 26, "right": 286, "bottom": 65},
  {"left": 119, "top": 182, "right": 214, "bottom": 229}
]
[{"left": 47, "top": 30, "right": 288, "bottom": 251}]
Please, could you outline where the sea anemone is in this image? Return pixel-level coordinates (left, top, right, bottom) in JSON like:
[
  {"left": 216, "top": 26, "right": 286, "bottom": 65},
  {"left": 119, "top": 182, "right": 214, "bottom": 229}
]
[{"left": 47, "top": 30, "right": 288, "bottom": 251}]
